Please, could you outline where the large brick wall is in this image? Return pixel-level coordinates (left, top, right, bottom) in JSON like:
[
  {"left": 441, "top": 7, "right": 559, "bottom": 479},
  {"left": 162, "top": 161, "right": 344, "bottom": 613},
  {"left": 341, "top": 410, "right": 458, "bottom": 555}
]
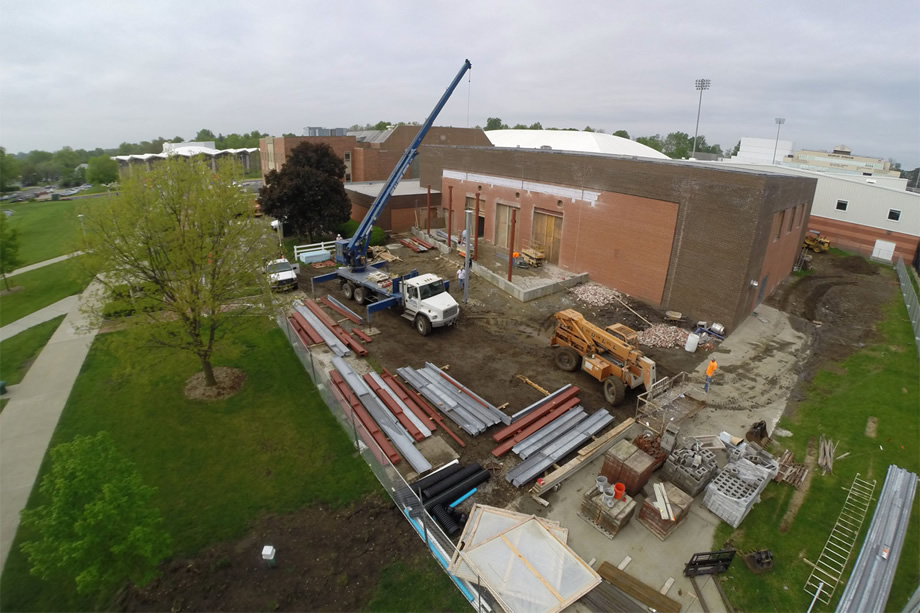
[
  {"left": 345, "top": 189, "right": 441, "bottom": 233},
  {"left": 807, "top": 216, "right": 920, "bottom": 262},
  {"left": 420, "top": 146, "right": 817, "bottom": 331}
]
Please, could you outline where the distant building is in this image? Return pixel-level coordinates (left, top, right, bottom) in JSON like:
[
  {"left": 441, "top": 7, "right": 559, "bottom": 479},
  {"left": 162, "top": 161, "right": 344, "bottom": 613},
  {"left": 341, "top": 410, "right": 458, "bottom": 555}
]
[
  {"left": 484, "top": 129, "right": 670, "bottom": 160},
  {"left": 260, "top": 126, "right": 491, "bottom": 183},
  {"left": 114, "top": 143, "right": 259, "bottom": 173},
  {"left": 782, "top": 145, "right": 900, "bottom": 177}
]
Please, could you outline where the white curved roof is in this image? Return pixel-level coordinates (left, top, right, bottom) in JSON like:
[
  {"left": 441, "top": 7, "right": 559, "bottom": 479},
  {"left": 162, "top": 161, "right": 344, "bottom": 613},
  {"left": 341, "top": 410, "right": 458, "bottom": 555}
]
[
  {"left": 485, "top": 129, "right": 669, "bottom": 160},
  {"left": 114, "top": 146, "right": 258, "bottom": 162}
]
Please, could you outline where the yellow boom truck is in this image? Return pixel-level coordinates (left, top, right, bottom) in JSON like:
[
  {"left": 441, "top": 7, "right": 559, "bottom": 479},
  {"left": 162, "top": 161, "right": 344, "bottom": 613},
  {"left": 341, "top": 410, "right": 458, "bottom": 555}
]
[{"left": 550, "top": 309, "right": 657, "bottom": 405}]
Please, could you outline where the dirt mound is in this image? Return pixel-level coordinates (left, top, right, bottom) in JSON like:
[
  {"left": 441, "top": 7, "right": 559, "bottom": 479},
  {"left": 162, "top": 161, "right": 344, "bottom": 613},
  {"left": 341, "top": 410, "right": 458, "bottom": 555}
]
[
  {"left": 837, "top": 254, "right": 879, "bottom": 275},
  {"left": 184, "top": 367, "right": 247, "bottom": 401}
]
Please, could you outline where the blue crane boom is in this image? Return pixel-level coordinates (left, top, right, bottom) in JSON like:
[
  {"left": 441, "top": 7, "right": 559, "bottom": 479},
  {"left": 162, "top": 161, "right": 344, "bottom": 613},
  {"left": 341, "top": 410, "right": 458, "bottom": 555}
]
[{"left": 336, "top": 59, "right": 472, "bottom": 270}]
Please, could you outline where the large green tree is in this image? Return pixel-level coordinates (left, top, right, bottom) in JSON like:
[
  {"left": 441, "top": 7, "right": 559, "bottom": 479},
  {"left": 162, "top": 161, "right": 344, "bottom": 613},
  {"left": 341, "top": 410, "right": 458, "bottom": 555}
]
[
  {"left": 485, "top": 117, "right": 509, "bottom": 131},
  {"left": 0, "top": 214, "right": 22, "bottom": 290},
  {"left": 20, "top": 432, "right": 171, "bottom": 602},
  {"left": 86, "top": 155, "right": 119, "bottom": 185},
  {"left": 258, "top": 142, "right": 351, "bottom": 242},
  {"left": 0, "top": 147, "right": 21, "bottom": 191},
  {"left": 81, "top": 156, "right": 278, "bottom": 386}
]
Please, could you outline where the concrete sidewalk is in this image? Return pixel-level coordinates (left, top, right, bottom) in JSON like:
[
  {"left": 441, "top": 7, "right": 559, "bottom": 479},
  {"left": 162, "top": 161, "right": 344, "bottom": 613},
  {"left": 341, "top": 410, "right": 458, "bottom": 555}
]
[
  {"left": 0, "top": 281, "right": 102, "bottom": 571},
  {"left": 0, "top": 295, "right": 80, "bottom": 342},
  {"left": 7, "top": 251, "right": 83, "bottom": 278}
]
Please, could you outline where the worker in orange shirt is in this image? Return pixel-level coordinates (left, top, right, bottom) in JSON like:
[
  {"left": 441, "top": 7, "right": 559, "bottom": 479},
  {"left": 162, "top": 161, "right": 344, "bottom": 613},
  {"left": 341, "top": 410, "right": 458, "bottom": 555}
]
[{"left": 704, "top": 357, "right": 718, "bottom": 393}]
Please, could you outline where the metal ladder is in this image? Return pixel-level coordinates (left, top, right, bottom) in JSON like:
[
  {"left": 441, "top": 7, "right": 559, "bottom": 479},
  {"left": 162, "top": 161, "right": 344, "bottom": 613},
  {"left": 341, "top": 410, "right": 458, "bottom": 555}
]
[{"left": 804, "top": 473, "right": 877, "bottom": 605}]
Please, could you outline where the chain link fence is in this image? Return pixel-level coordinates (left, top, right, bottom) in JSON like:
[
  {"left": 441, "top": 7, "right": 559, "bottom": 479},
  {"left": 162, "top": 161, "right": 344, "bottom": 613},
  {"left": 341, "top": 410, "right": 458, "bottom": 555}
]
[
  {"left": 276, "top": 313, "right": 508, "bottom": 612},
  {"left": 894, "top": 258, "right": 920, "bottom": 360}
]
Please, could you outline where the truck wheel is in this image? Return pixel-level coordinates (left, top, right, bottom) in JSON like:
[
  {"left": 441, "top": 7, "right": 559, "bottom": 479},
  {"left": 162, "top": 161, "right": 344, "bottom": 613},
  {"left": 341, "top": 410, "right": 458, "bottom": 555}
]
[
  {"left": 604, "top": 377, "right": 626, "bottom": 406},
  {"left": 342, "top": 282, "right": 355, "bottom": 300},
  {"left": 554, "top": 347, "right": 581, "bottom": 372},
  {"left": 354, "top": 286, "right": 367, "bottom": 305},
  {"left": 414, "top": 315, "right": 432, "bottom": 336}
]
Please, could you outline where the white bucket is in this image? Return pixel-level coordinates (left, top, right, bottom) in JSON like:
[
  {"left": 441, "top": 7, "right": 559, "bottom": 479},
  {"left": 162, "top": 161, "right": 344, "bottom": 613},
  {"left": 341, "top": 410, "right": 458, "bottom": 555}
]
[
  {"left": 684, "top": 333, "right": 700, "bottom": 353},
  {"left": 595, "top": 475, "right": 609, "bottom": 494}
]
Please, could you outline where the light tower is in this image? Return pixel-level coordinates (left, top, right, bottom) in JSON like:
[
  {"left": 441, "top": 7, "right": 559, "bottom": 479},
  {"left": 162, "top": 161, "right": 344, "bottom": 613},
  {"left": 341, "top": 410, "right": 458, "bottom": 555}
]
[
  {"left": 773, "top": 117, "right": 786, "bottom": 164},
  {"left": 691, "top": 78, "right": 711, "bottom": 159}
]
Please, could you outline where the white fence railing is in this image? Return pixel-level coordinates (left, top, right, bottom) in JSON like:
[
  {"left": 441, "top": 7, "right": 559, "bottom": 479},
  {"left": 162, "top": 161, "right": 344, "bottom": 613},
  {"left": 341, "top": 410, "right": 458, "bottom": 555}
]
[
  {"left": 293, "top": 241, "right": 337, "bottom": 261},
  {"left": 894, "top": 257, "right": 920, "bottom": 361}
]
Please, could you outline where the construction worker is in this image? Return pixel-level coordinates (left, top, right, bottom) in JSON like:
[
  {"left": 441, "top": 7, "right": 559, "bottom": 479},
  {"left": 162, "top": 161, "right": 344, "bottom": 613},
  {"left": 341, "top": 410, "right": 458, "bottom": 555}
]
[
  {"left": 460, "top": 228, "right": 468, "bottom": 247},
  {"left": 704, "top": 357, "right": 718, "bottom": 393},
  {"left": 457, "top": 266, "right": 466, "bottom": 291}
]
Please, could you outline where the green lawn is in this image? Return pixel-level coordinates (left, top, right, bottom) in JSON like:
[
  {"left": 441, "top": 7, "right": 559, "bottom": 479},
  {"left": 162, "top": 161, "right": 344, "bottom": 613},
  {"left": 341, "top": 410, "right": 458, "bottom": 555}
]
[
  {"left": 3, "top": 197, "right": 109, "bottom": 266},
  {"left": 0, "top": 258, "right": 94, "bottom": 326},
  {"left": 0, "top": 315, "right": 65, "bottom": 384},
  {"left": 715, "top": 294, "right": 920, "bottom": 612},
  {"left": 0, "top": 318, "right": 380, "bottom": 611},
  {"left": 366, "top": 555, "right": 472, "bottom": 612}
]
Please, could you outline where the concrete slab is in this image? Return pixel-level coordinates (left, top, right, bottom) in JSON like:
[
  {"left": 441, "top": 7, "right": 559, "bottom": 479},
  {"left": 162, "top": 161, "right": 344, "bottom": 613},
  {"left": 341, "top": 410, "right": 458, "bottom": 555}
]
[{"left": 0, "top": 295, "right": 78, "bottom": 341}]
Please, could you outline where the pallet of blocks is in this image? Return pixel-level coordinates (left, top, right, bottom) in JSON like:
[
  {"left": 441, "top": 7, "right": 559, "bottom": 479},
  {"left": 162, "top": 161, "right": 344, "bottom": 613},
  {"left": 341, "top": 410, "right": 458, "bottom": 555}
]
[
  {"left": 601, "top": 439, "right": 658, "bottom": 496},
  {"left": 579, "top": 488, "right": 636, "bottom": 539},
  {"left": 636, "top": 481, "right": 693, "bottom": 541}
]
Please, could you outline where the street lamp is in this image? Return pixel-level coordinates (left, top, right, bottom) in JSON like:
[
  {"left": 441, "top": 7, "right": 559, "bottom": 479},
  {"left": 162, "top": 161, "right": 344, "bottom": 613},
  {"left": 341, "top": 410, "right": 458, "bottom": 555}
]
[
  {"left": 691, "top": 78, "right": 711, "bottom": 160},
  {"left": 77, "top": 213, "right": 85, "bottom": 240},
  {"left": 772, "top": 118, "right": 786, "bottom": 165}
]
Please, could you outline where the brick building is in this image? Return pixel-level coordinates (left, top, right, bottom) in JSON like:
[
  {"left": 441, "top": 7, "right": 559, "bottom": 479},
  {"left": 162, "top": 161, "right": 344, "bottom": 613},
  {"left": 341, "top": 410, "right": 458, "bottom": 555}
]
[
  {"left": 418, "top": 146, "right": 817, "bottom": 332},
  {"left": 260, "top": 126, "right": 491, "bottom": 183},
  {"left": 346, "top": 179, "right": 440, "bottom": 233}
]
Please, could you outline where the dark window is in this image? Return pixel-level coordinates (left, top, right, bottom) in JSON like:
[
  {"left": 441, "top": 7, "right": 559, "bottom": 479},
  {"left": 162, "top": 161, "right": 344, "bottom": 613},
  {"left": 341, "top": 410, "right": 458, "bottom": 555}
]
[
  {"left": 344, "top": 152, "right": 351, "bottom": 161},
  {"left": 836, "top": 200, "right": 848, "bottom": 211},
  {"left": 787, "top": 207, "right": 795, "bottom": 232},
  {"left": 888, "top": 209, "right": 901, "bottom": 221}
]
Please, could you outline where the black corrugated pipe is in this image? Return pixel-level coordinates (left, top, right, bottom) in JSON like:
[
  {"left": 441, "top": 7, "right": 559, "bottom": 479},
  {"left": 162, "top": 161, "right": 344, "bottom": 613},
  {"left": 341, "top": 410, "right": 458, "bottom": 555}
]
[
  {"left": 423, "top": 469, "right": 490, "bottom": 512},
  {"left": 421, "top": 463, "right": 483, "bottom": 500},
  {"left": 410, "top": 463, "right": 463, "bottom": 495},
  {"left": 431, "top": 504, "right": 460, "bottom": 536}
]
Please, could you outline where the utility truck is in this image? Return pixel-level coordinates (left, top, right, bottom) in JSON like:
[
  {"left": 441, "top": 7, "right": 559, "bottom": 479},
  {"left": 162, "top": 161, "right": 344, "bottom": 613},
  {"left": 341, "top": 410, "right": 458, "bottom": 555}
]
[{"left": 313, "top": 59, "right": 471, "bottom": 335}]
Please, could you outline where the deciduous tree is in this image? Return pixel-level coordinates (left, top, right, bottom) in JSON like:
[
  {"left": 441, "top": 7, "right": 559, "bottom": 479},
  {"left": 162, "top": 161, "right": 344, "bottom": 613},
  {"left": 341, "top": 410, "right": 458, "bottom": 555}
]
[
  {"left": 81, "top": 156, "right": 277, "bottom": 387},
  {"left": 0, "top": 214, "right": 22, "bottom": 290},
  {"left": 86, "top": 155, "right": 119, "bottom": 185},
  {"left": 613, "top": 130, "right": 630, "bottom": 139},
  {"left": 0, "top": 147, "right": 21, "bottom": 191},
  {"left": 20, "top": 432, "right": 171, "bottom": 602},
  {"left": 258, "top": 142, "right": 351, "bottom": 243},
  {"left": 485, "top": 117, "right": 509, "bottom": 131}
]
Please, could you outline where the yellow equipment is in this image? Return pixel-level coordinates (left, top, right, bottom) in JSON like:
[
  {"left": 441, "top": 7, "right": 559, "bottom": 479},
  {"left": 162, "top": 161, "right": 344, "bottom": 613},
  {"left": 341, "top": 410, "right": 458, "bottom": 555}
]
[
  {"left": 550, "top": 309, "right": 657, "bottom": 406},
  {"left": 803, "top": 229, "right": 830, "bottom": 252}
]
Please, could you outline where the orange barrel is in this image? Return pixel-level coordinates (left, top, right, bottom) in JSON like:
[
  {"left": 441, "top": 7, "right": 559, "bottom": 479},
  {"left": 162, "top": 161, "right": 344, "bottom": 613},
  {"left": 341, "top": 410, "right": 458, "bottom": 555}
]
[{"left": 614, "top": 482, "right": 626, "bottom": 500}]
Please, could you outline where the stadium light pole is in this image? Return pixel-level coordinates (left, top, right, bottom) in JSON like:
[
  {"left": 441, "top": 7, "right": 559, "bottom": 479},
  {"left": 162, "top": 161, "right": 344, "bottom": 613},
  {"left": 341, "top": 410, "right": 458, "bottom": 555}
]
[
  {"left": 691, "top": 78, "right": 710, "bottom": 160},
  {"left": 772, "top": 117, "right": 786, "bottom": 165}
]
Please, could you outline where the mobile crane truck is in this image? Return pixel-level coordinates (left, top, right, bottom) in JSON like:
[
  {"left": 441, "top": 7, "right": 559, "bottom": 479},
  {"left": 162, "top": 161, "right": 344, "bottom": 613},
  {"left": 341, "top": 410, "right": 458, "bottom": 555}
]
[
  {"left": 313, "top": 59, "right": 471, "bottom": 335},
  {"left": 550, "top": 309, "right": 657, "bottom": 405}
]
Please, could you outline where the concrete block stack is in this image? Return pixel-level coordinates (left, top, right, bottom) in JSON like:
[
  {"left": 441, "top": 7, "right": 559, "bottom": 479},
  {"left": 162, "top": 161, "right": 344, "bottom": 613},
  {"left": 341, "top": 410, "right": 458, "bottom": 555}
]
[
  {"left": 637, "top": 481, "right": 693, "bottom": 541},
  {"left": 703, "top": 452, "right": 776, "bottom": 528},
  {"left": 579, "top": 488, "right": 637, "bottom": 538},
  {"left": 601, "top": 439, "right": 658, "bottom": 496},
  {"left": 727, "top": 441, "right": 779, "bottom": 478},
  {"left": 661, "top": 442, "right": 719, "bottom": 496}
]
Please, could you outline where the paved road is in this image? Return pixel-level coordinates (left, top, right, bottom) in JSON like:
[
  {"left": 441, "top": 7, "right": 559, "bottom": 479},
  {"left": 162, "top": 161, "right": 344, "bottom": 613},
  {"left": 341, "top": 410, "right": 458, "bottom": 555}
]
[{"left": 0, "top": 281, "right": 102, "bottom": 572}]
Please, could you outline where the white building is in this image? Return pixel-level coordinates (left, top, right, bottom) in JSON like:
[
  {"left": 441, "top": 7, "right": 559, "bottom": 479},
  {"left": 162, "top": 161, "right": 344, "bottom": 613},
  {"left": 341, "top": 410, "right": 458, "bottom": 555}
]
[
  {"left": 484, "top": 130, "right": 670, "bottom": 160},
  {"left": 729, "top": 137, "right": 794, "bottom": 165}
]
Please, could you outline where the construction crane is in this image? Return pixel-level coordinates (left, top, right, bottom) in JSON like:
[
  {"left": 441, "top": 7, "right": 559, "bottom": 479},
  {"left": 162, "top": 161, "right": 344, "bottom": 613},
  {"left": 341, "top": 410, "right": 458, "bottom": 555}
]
[
  {"left": 314, "top": 59, "right": 471, "bottom": 335},
  {"left": 550, "top": 309, "right": 656, "bottom": 405}
]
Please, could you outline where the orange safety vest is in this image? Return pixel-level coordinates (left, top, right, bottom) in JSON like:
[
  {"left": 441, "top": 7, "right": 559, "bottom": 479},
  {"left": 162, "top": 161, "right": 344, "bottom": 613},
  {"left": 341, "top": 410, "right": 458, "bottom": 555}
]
[{"left": 706, "top": 360, "right": 718, "bottom": 377}]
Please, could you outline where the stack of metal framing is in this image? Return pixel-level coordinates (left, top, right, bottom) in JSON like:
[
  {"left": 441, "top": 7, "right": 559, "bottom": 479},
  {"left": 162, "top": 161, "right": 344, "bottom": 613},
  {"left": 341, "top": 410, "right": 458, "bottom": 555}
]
[
  {"left": 835, "top": 465, "right": 918, "bottom": 613},
  {"left": 397, "top": 363, "right": 508, "bottom": 436},
  {"left": 506, "top": 410, "right": 614, "bottom": 487},
  {"left": 333, "top": 357, "right": 432, "bottom": 474}
]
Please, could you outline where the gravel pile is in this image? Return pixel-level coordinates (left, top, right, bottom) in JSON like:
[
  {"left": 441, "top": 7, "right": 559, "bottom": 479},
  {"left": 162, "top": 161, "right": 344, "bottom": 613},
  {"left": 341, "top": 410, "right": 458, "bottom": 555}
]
[
  {"left": 569, "top": 282, "right": 623, "bottom": 307},
  {"left": 638, "top": 324, "right": 691, "bottom": 348}
]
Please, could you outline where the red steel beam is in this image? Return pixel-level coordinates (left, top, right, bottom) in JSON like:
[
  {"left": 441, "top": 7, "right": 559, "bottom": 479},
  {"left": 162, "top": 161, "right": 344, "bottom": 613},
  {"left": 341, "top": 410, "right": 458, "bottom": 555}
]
[
  {"left": 363, "top": 374, "right": 424, "bottom": 441},
  {"left": 382, "top": 369, "right": 467, "bottom": 448},
  {"left": 290, "top": 312, "right": 323, "bottom": 344},
  {"left": 329, "top": 370, "right": 401, "bottom": 464},
  {"left": 320, "top": 295, "right": 361, "bottom": 324},
  {"left": 413, "top": 236, "right": 435, "bottom": 250},
  {"left": 303, "top": 300, "right": 368, "bottom": 356},
  {"left": 380, "top": 372, "right": 435, "bottom": 430},
  {"left": 350, "top": 328, "right": 372, "bottom": 343},
  {"left": 492, "top": 386, "right": 581, "bottom": 442},
  {"left": 437, "top": 371, "right": 491, "bottom": 410},
  {"left": 491, "top": 397, "right": 581, "bottom": 457},
  {"left": 328, "top": 377, "right": 389, "bottom": 466}
]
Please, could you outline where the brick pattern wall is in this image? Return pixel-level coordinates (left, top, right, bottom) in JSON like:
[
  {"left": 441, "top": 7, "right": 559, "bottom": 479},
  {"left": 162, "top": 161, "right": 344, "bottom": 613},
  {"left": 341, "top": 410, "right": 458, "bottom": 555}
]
[
  {"left": 808, "top": 216, "right": 920, "bottom": 262},
  {"left": 420, "top": 146, "right": 817, "bottom": 331},
  {"left": 345, "top": 190, "right": 441, "bottom": 233}
]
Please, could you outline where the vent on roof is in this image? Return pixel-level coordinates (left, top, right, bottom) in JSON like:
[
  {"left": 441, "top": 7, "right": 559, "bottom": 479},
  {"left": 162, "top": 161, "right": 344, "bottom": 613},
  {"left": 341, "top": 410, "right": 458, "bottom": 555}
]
[{"left": 540, "top": 145, "right": 553, "bottom": 150}]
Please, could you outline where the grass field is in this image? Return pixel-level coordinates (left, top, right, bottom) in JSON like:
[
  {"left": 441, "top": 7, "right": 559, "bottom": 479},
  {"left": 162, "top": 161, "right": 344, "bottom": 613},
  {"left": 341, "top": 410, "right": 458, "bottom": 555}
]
[
  {"left": 715, "top": 295, "right": 920, "bottom": 612},
  {"left": 0, "top": 258, "right": 94, "bottom": 326},
  {"left": 3, "top": 196, "right": 109, "bottom": 266},
  {"left": 0, "top": 315, "right": 65, "bottom": 384},
  {"left": 366, "top": 556, "right": 471, "bottom": 612},
  {"left": 0, "top": 318, "right": 381, "bottom": 610}
]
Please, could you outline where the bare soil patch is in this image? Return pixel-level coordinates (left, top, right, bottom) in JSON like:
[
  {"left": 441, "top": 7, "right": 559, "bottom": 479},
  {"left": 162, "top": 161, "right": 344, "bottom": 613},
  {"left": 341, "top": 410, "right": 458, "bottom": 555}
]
[
  {"left": 0, "top": 286, "right": 23, "bottom": 295},
  {"left": 184, "top": 367, "right": 247, "bottom": 401},
  {"left": 121, "top": 495, "right": 438, "bottom": 612},
  {"left": 865, "top": 416, "right": 878, "bottom": 438}
]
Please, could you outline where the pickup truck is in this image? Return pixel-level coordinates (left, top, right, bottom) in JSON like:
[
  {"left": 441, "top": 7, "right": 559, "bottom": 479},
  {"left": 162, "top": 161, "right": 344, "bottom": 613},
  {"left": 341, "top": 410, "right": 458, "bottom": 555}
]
[{"left": 267, "top": 258, "right": 298, "bottom": 292}]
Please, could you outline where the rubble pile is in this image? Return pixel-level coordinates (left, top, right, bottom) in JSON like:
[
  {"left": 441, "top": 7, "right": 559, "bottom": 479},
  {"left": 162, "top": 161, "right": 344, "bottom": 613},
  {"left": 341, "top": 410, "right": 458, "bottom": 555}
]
[
  {"left": 638, "top": 324, "right": 690, "bottom": 348},
  {"left": 570, "top": 282, "right": 623, "bottom": 307}
]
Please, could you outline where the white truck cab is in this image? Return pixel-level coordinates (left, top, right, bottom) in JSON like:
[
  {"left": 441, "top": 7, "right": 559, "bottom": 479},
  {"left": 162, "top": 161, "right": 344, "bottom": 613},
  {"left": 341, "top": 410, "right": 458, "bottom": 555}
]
[
  {"left": 267, "top": 258, "right": 298, "bottom": 292},
  {"left": 401, "top": 273, "right": 459, "bottom": 335}
]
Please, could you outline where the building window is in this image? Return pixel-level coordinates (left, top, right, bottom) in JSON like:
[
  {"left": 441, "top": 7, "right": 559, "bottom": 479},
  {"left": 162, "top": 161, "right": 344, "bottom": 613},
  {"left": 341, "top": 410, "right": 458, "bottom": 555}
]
[
  {"left": 772, "top": 212, "right": 782, "bottom": 241},
  {"left": 836, "top": 200, "right": 848, "bottom": 212},
  {"left": 796, "top": 204, "right": 804, "bottom": 228},
  {"left": 344, "top": 152, "right": 351, "bottom": 161},
  {"left": 345, "top": 173, "right": 351, "bottom": 182},
  {"left": 465, "top": 196, "right": 475, "bottom": 210},
  {"left": 787, "top": 207, "right": 795, "bottom": 232},
  {"left": 888, "top": 209, "right": 901, "bottom": 222}
]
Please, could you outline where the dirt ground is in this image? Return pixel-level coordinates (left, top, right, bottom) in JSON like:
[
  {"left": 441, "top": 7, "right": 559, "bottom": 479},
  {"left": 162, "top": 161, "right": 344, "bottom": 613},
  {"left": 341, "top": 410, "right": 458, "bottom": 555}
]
[{"left": 125, "top": 243, "right": 898, "bottom": 611}]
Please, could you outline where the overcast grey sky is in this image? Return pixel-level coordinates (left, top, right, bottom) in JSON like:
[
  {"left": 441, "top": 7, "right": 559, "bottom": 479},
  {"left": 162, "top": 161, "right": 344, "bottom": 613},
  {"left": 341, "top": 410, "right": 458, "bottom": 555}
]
[{"left": 1, "top": 1, "right": 918, "bottom": 167}]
